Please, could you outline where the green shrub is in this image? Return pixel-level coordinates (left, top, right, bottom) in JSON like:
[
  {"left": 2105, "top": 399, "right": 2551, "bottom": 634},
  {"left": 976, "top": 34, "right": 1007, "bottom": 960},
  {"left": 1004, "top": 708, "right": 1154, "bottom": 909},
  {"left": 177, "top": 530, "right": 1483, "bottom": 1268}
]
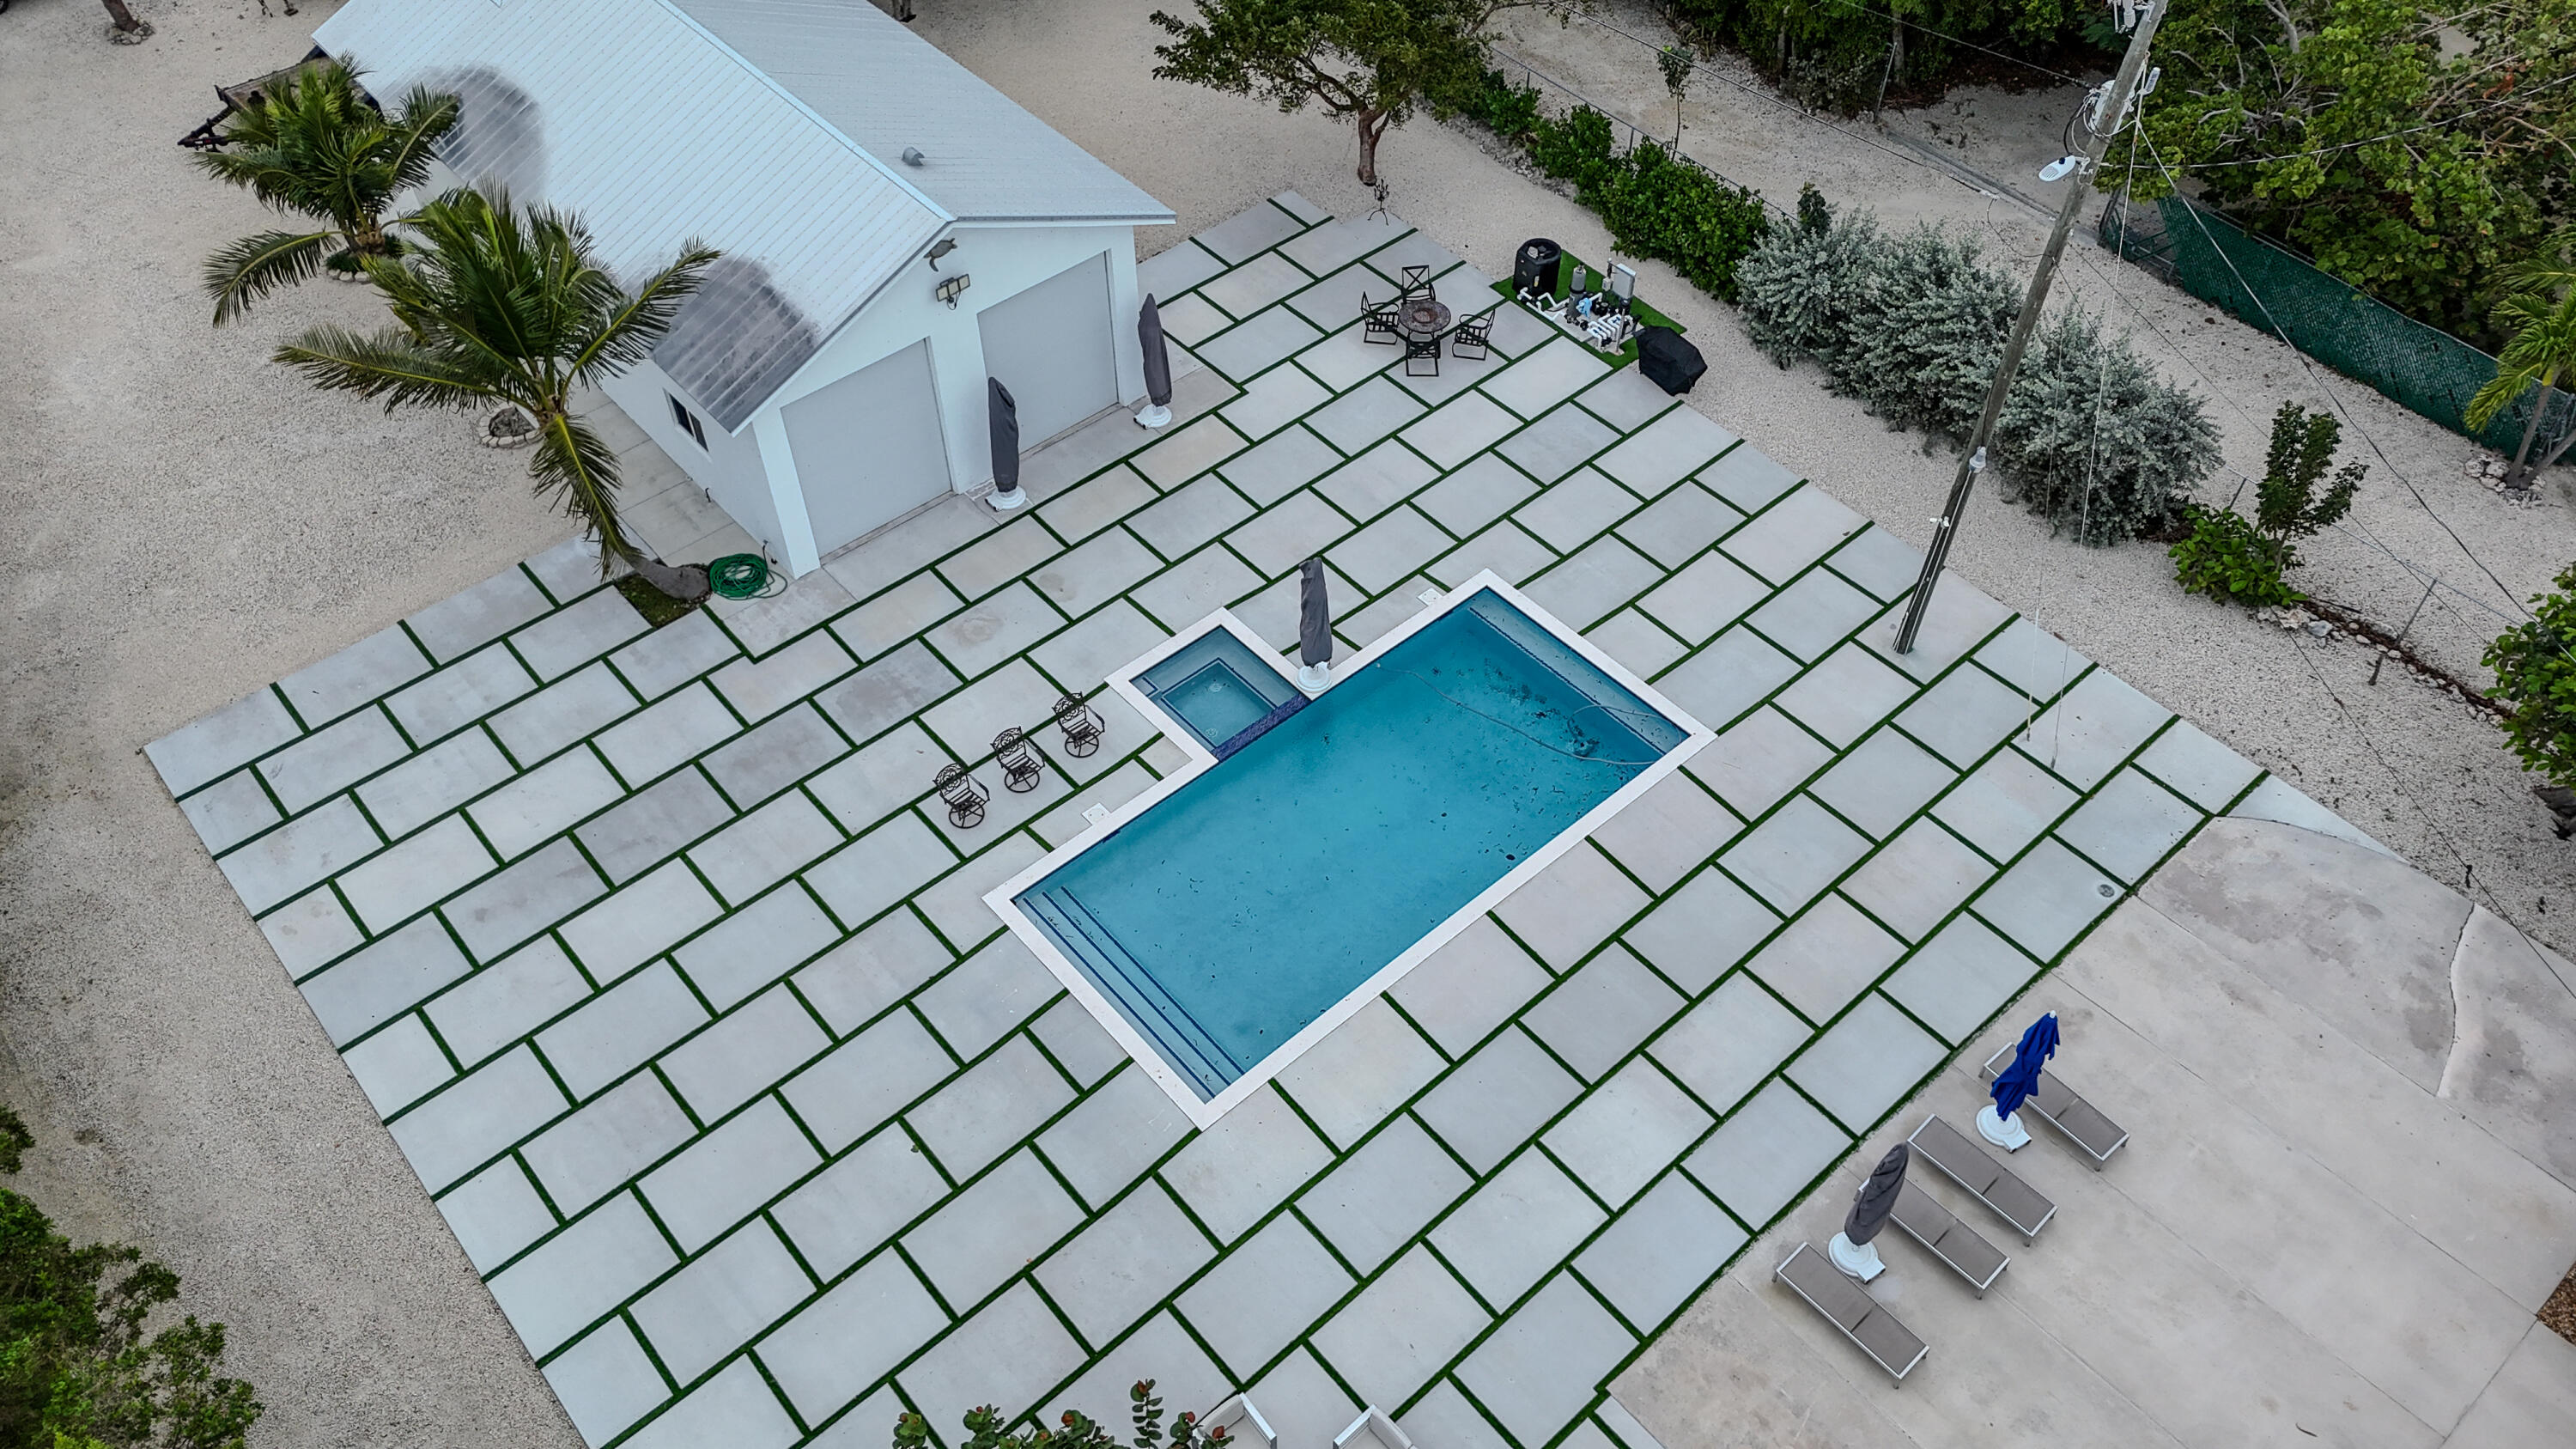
[
  {"left": 1736, "top": 210, "right": 2220, "bottom": 542},
  {"left": 2488, "top": 565, "right": 2576, "bottom": 789},
  {"left": 1442, "top": 67, "right": 1542, "bottom": 145},
  {"left": 1457, "top": 90, "right": 1773, "bottom": 304},
  {"left": 1528, "top": 105, "right": 1618, "bottom": 192},
  {"left": 895, "top": 1378, "right": 1222, "bottom": 1449},
  {"left": 1592, "top": 142, "right": 1771, "bottom": 301},
  {"left": 0, "top": 1108, "right": 261, "bottom": 1449},
  {"left": 1996, "top": 308, "right": 2221, "bottom": 544},
  {"left": 2170, "top": 503, "right": 2300, "bottom": 606},
  {"left": 2167, "top": 402, "right": 2364, "bottom": 599},
  {"left": 1834, "top": 223, "right": 2017, "bottom": 438},
  {"left": 1737, "top": 205, "right": 1880, "bottom": 366}
]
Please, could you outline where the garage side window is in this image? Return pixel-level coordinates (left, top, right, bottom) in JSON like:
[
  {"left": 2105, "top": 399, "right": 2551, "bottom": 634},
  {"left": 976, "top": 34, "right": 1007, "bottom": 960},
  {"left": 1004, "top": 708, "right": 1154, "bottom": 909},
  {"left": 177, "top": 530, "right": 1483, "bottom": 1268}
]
[{"left": 667, "top": 393, "right": 709, "bottom": 449}]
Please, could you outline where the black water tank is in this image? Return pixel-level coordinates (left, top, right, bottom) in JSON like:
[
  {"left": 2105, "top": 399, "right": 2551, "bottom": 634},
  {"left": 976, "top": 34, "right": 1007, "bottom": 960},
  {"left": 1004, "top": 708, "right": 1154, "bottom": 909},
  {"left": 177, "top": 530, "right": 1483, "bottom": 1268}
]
[
  {"left": 1514, "top": 238, "right": 1563, "bottom": 298},
  {"left": 1637, "top": 326, "right": 1706, "bottom": 396}
]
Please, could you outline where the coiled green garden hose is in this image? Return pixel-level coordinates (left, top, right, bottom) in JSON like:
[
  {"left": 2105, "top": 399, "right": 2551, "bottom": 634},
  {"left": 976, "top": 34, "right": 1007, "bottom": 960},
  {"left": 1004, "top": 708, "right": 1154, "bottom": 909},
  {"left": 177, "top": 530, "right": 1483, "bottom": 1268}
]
[{"left": 708, "top": 553, "right": 781, "bottom": 600}]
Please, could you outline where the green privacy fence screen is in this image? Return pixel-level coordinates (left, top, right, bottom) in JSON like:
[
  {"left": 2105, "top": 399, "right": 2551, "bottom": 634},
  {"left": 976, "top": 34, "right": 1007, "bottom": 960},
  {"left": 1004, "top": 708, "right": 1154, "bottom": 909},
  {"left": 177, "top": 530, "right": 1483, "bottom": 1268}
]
[{"left": 2101, "top": 198, "right": 2573, "bottom": 460}]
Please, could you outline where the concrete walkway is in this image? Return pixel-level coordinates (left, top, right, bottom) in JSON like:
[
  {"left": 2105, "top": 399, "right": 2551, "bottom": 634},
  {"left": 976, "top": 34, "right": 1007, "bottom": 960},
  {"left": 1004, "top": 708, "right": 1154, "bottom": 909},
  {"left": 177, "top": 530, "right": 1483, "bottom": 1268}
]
[{"left": 1616, "top": 818, "right": 2576, "bottom": 1449}]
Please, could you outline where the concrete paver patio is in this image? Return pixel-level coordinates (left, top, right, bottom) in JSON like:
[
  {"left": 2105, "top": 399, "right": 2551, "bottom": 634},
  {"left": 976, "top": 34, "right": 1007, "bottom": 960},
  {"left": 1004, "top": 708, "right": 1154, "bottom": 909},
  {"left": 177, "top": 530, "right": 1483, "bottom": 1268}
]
[{"left": 144, "top": 197, "right": 2563, "bottom": 1449}]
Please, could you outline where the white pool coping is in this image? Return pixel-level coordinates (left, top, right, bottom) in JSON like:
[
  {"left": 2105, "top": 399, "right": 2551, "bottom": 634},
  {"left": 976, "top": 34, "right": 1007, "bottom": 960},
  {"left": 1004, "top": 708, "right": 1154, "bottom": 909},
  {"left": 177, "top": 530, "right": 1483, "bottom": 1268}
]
[{"left": 985, "top": 569, "right": 1715, "bottom": 1129}]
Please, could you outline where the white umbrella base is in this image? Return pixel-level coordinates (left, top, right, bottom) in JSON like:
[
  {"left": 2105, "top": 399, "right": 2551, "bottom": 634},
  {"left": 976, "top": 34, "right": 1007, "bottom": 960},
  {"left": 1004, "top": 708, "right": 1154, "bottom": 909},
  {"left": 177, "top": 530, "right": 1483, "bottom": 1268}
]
[
  {"left": 1134, "top": 404, "right": 1173, "bottom": 429},
  {"left": 1978, "top": 1105, "right": 2032, "bottom": 1150},
  {"left": 1828, "top": 1233, "right": 1885, "bottom": 1282}
]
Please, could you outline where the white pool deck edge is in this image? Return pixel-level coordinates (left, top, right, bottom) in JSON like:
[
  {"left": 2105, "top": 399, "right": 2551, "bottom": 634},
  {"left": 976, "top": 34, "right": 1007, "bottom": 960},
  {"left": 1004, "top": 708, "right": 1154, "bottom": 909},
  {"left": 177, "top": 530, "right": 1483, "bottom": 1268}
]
[{"left": 987, "top": 569, "right": 1716, "bottom": 1129}]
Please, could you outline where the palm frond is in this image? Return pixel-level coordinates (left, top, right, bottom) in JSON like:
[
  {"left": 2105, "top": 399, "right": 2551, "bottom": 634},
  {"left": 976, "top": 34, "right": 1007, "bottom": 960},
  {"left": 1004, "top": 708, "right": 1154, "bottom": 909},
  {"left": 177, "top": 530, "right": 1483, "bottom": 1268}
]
[
  {"left": 273, "top": 324, "right": 506, "bottom": 413},
  {"left": 530, "top": 411, "right": 637, "bottom": 577},
  {"left": 191, "top": 58, "right": 459, "bottom": 255},
  {"left": 383, "top": 87, "right": 463, "bottom": 196},
  {"left": 203, "top": 229, "right": 335, "bottom": 326},
  {"left": 569, "top": 241, "right": 721, "bottom": 384}
]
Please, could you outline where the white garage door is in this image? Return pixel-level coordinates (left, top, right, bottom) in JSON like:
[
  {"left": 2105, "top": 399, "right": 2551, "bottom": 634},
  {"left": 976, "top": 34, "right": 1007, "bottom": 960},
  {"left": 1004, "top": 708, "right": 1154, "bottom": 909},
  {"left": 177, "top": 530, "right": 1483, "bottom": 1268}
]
[
  {"left": 785, "top": 339, "right": 953, "bottom": 557},
  {"left": 977, "top": 252, "right": 1117, "bottom": 456}
]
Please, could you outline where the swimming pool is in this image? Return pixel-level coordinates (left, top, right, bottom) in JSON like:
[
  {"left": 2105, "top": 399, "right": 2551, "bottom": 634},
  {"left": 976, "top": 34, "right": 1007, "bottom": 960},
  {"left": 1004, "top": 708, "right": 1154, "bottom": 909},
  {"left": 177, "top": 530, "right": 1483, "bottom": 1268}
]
[{"left": 992, "top": 573, "right": 1711, "bottom": 1123}]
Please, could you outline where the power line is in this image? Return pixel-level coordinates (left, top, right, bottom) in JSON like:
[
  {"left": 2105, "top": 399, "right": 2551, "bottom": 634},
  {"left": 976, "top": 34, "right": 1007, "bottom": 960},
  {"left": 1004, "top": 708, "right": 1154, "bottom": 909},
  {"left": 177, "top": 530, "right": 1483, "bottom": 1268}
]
[{"left": 2134, "top": 130, "right": 2536, "bottom": 620}]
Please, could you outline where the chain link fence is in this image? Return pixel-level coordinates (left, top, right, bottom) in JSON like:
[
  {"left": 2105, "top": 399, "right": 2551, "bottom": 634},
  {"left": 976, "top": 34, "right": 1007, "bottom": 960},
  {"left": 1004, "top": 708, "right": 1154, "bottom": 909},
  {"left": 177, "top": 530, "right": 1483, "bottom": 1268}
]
[{"left": 2102, "top": 198, "right": 2573, "bottom": 460}]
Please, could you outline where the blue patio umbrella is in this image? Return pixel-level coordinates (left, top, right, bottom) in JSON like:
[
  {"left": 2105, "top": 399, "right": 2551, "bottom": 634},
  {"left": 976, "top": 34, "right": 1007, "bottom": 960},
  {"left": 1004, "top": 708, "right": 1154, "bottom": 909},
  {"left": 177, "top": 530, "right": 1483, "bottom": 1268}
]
[{"left": 1990, "top": 1012, "right": 2060, "bottom": 1120}]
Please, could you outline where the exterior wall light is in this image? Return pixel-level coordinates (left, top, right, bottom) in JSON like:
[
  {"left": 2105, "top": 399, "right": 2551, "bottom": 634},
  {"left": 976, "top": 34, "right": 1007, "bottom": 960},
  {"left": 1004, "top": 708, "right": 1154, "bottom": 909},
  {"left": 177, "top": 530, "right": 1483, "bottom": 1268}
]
[{"left": 935, "top": 273, "right": 971, "bottom": 309}]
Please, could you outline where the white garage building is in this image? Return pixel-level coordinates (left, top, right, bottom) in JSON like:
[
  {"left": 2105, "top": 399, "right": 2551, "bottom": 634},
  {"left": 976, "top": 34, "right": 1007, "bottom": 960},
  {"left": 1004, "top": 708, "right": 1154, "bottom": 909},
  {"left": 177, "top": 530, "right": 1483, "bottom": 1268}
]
[{"left": 314, "top": 0, "right": 1174, "bottom": 576}]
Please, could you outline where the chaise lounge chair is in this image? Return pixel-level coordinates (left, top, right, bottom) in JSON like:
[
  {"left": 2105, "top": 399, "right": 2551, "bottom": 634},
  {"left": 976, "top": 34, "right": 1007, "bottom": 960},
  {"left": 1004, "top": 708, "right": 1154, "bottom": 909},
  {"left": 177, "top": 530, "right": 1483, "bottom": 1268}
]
[
  {"left": 1773, "top": 1243, "right": 1928, "bottom": 1385},
  {"left": 1888, "top": 1180, "right": 2008, "bottom": 1296},
  {"left": 1981, "top": 1044, "right": 2129, "bottom": 1169},
  {"left": 1907, "top": 1115, "right": 2057, "bottom": 1243}
]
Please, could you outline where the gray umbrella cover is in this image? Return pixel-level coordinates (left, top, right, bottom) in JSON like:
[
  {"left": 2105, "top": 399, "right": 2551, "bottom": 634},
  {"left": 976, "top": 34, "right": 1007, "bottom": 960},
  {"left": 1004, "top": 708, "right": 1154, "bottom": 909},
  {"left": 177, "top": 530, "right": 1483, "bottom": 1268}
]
[
  {"left": 1139, "top": 295, "right": 1174, "bottom": 407},
  {"left": 987, "top": 378, "right": 1021, "bottom": 494},
  {"left": 1298, "top": 557, "right": 1331, "bottom": 667},
  {"left": 1842, "top": 1143, "right": 1910, "bottom": 1246}
]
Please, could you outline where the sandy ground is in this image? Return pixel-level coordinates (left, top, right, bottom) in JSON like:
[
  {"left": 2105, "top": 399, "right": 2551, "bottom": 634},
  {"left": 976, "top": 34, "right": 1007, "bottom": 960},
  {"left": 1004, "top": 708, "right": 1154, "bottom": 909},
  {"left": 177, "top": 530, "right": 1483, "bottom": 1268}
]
[
  {"left": 0, "top": 0, "right": 585, "bottom": 1443},
  {"left": 0, "top": 0, "right": 2570, "bottom": 1445}
]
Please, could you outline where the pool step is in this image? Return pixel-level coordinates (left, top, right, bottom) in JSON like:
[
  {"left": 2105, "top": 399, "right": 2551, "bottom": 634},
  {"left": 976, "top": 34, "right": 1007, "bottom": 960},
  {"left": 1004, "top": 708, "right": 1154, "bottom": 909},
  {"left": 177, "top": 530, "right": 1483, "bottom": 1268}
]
[{"left": 1022, "top": 887, "right": 1242, "bottom": 1099}]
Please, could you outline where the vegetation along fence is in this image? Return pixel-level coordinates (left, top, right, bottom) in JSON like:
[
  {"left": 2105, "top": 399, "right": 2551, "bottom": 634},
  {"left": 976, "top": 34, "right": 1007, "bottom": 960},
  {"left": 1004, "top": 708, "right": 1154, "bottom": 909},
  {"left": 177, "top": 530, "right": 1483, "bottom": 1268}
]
[{"left": 2102, "top": 198, "right": 2573, "bottom": 460}]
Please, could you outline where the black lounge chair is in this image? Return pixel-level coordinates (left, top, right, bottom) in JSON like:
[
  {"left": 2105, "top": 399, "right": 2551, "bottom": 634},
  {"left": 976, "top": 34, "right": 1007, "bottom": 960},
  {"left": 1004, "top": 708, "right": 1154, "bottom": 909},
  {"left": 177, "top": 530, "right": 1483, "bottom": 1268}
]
[
  {"left": 1889, "top": 1180, "right": 2009, "bottom": 1296},
  {"left": 1981, "top": 1044, "right": 2129, "bottom": 1169},
  {"left": 1774, "top": 1244, "right": 1927, "bottom": 1385},
  {"left": 1907, "top": 1115, "right": 2057, "bottom": 1243}
]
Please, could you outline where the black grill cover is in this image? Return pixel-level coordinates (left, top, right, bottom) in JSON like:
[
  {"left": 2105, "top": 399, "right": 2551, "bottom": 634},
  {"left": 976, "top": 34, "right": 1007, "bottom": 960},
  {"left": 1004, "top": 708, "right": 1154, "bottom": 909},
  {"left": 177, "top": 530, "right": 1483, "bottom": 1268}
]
[
  {"left": 1514, "top": 238, "right": 1563, "bottom": 297},
  {"left": 1637, "top": 326, "right": 1704, "bottom": 396}
]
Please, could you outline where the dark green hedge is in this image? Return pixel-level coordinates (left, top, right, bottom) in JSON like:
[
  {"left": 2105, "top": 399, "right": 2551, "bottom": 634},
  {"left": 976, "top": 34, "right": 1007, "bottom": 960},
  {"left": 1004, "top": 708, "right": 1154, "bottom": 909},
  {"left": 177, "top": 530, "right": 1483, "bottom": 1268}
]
[{"left": 1444, "top": 70, "right": 1772, "bottom": 302}]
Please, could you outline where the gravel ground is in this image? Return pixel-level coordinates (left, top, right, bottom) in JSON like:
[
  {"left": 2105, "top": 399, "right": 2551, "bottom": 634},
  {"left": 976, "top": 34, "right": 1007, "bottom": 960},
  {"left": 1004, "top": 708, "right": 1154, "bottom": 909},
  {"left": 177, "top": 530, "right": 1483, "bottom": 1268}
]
[
  {"left": 1, "top": 1, "right": 585, "bottom": 1444},
  {"left": 0, "top": 0, "right": 2569, "bottom": 1446}
]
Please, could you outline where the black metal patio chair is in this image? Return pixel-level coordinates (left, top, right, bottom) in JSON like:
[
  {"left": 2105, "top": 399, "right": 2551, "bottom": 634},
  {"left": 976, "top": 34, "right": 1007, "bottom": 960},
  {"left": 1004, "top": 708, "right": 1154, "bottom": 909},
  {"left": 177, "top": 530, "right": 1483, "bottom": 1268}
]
[
  {"left": 1054, "top": 694, "right": 1104, "bottom": 758},
  {"left": 1451, "top": 306, "right": 1498, "bottom": 361},
  {"left": 993, "top": 728, "right": 1046, "bottom": 793},
  {"left": 934, "top": 763, "right": 987, "bottom": 828},
  {"left": 1405, "top": 332, "right": 1442, "bottom": 377},
  {"left": 1362, "top": 294, "right": 1400, "bottom": 346}
]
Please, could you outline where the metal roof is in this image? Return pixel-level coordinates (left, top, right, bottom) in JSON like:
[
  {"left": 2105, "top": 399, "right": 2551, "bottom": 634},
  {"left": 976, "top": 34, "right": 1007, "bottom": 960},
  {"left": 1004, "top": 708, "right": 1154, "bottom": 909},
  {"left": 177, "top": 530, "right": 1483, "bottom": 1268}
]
[
  {"left": 311, "top": 0, "right": 1165, "bottom": 432},
  {"left": 672, "top": 0, "right": 1173, "bottom": 226}
]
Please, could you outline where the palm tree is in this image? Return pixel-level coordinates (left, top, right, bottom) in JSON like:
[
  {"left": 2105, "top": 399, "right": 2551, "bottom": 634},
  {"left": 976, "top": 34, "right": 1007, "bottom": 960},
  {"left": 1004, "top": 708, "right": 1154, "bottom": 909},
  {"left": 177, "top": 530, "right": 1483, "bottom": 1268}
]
[
  {"left": 2467, "top": 230, "right": 2576, "bottom": 490},
  {"left": 194, "top": 59, "right": 458, "bottom": 325},
  {"left": 275, "top": 188, "right": 721, "bottom": 599}
]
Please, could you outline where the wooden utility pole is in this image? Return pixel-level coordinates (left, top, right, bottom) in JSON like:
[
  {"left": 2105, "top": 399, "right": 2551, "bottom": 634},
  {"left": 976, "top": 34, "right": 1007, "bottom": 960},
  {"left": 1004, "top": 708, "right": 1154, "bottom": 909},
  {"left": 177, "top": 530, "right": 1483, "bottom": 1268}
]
[{"left": 1893, "top": 0, "right": 2169, "bottom": 654}]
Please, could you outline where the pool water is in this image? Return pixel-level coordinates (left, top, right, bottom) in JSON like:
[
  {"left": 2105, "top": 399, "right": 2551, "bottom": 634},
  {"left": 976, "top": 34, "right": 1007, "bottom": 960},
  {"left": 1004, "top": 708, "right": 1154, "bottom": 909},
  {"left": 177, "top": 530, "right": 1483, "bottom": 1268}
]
[
  {"left": 1133, "top": 627, "right": 1304, "bottom": 756},
  {"left": 1018, "top": 589, "right": 1687, "bottom": 1099}
]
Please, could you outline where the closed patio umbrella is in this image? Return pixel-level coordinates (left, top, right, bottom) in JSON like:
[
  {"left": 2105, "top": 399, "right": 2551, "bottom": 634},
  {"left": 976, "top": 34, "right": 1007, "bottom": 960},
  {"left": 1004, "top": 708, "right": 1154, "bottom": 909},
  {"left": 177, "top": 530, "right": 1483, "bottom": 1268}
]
[
  {"left": 1979, "top": 1012, "right": 2059, "bottom": 1150},
  {"left": 1297, "top": 557, "right": 1331, "bottom": 691},
  {"left": 1137, "top": 295, "right": 1174, "bottom": 429},
  {"left": 987, "top": 377, "right": 1024, "bottom": 512},
  {"left": 1829, "top": 1144, "right": 1910, "bottom": 1281}
]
